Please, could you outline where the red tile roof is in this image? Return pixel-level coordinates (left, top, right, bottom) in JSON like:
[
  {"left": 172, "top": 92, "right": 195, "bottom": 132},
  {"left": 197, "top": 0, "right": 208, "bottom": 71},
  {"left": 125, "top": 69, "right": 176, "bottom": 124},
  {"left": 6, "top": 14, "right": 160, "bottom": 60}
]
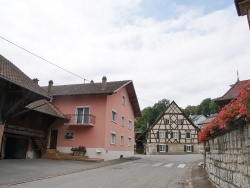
[
  {"left": 215, "top": 79, "right": 249, "bottom": 102},
  {"left": 26, "top": 99, "right": 67, "bottom": 119},
  {"left": 0, "top": 54, "right": 51, "bottom": 99}
]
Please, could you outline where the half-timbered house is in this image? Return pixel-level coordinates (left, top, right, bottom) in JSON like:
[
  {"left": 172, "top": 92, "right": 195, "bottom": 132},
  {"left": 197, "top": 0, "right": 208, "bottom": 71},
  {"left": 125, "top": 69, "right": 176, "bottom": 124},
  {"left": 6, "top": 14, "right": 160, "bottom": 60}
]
[{"left": 146, "top": 101, "right": 201, "bottom": 155}]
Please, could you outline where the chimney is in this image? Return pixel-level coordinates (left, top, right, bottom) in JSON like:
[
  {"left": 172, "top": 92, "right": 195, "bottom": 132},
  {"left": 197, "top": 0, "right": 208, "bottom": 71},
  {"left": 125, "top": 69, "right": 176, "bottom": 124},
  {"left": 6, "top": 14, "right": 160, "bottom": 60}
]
[
  {"left": 33, "top": 78, "right": 39, "bottom": 85},
  {"left": 102, "top": 76, "right": 107, "bottom": 90},
  {"left": 48, "top": 80, "right": 53, "bottom": 95}
]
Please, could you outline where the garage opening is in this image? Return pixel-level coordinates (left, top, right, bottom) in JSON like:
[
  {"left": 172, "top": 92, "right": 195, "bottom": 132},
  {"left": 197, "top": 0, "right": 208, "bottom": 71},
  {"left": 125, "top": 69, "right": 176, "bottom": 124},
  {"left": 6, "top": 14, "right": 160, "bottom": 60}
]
[{"left": 5, "top": 136, "right": 28, "bottom": 159}]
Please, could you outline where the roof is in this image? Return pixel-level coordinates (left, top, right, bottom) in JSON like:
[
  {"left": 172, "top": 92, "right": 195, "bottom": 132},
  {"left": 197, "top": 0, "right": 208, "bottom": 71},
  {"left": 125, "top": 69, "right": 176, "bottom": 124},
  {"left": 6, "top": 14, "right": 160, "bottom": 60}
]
[
  {"left": 26, "top": 99, "right": 67, "bottom": 119},
  {"left": 214, "top": 79, "right": 249, "bottom": 105},
  {"left": 0, "top": 54, "right": 51, "bottom": 99},
  {"left": 42, "top": 80, "right": 141, "bottom": 117},
  {"left": 197, "top": 114, "right": 217, "bottom": 125},
  {"left": 234, "top": 0, "right": 250, "bottom": 16}
]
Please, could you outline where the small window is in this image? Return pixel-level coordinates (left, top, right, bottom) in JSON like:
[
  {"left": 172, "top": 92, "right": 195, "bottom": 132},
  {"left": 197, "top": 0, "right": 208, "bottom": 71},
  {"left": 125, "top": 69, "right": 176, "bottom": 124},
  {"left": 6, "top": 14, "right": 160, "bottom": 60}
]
[
  {"left": 64, "top": 130, "right": 74, "bottom": 140},
  {"left": 165, "top": 119, "right": 173, "bottom": 125},
  {"left": 112, "top": 110, "right": 117, "bottom": 123},
  {"left": 111, "top": 133, "right": 116, "bottom": 145},
  {"left": 122, "top": 116, "right": 125, "bottom": 126},
  {"left": 173, "top": 132, "right": 179, "bottom": 139},
  {"left": 122, "top": 96, "right": 125, "bottom": 105},
  {"left": 128, "top": 137, "right": 132, "bottom": 146},
  {"left": 120, "top": 135, "right": 124, "bottom": 145},
  {"left": 159, "top": 131, "right": 165, "bottom": 139},
  {"left": 186, "top": 145, "right": 192, "bottom": 152},
  {"left": 128, "top": 120, "right": 132, "bottom": 129},
  {"left": 186, "top": 132, "right": 191, "bottom": 139},
  {"left": 177, "top": 119, "right": 184, "bottom": 125},
  {"left": 159, "top": 144, "right": 166, "bottom": 152}
]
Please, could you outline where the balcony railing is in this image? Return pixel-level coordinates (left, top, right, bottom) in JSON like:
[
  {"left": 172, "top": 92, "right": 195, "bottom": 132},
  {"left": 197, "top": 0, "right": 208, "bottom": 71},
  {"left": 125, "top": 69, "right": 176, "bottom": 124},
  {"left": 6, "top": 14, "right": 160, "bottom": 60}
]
[{"left": 64, "top": 114, "right": 96, "bottom": 126}]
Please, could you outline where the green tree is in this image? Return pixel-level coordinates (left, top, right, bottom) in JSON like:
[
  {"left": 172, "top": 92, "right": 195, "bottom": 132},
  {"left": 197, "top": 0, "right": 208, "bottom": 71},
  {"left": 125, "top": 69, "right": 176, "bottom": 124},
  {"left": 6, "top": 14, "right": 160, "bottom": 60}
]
[
  {"left": 134, "top": 99, "right": 169, "bottom": 131},
  {"left": 200, "top": 98, "right": 211, "bottom": 116}
]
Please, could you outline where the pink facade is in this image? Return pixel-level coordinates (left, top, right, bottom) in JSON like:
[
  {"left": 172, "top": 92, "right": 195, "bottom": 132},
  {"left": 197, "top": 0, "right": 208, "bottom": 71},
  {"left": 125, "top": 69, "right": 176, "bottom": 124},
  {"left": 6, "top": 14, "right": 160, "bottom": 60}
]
[
  {"left": 0, "top": 125, "right": 4, "bottom": 151},
  {"left": 47, "top": 85, "right": 137, "bottom": 160}
]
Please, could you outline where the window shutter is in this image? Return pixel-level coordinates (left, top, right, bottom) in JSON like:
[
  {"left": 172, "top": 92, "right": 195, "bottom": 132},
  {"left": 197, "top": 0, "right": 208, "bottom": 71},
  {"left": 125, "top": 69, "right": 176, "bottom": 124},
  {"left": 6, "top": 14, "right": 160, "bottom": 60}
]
[
  {"left": 179, "top": 131, "right": 181, "bottom": 139},
  {"left": 166, "top": 131, "right": 168, "bottom": 138},
  {"left": 157, "top": 145, "right": 159, "bottom": 152},
  {"left": 184, "top": 145, "right": 186, "bottom": 152},
  {"left": 191, "top": 145, "right": 194, "bottom": 152},
  {"left": 171, "top": 132, "right": 173, "bottom": 138},
  {"left": 166, "top": 145, "right": 168, "bottom": 152},
  {"left": 157, "top": 131, "right": 159, "bottom": 139}
]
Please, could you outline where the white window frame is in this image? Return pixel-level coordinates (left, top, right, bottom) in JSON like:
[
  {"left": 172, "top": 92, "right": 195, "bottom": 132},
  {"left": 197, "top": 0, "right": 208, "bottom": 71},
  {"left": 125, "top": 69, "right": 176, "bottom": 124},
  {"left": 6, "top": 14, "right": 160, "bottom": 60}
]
[
  {"left": 110, "top": 132, "right": 116, "bottom": 145},
  {"left": 111, "top": 110, "right": 117, "bottom": 123},
  {"left": 165, "top": 119, "right": 173, "bottom": 125},
  {"left": 76, "top": 106, "right": 90, "bottom": 124},
  {"left": 122, "top": 95, "right": 125, "bottom": 106},
  {"left": 177, "top": 119, "right": 184, "bottom": 125},
  {"left": 64, "top": 130, "right": 74, "bottom": 140},
  {"left": 120, "top": 135, "right": 124, "bottom": 146},
  {"left": 121, "top": 116, "right": 125, "bottom": 126},
  {"left": 128, "top": 120, "right": 132, "bottom": 130},
  {"left": 128, "top": 137, "right": 132, "bottom": 147},
  {"left": 186, "top": 132, "right": 191, "bottom": 139},
  {"left": 159, "top": 144, "right": 166, "bottom": 152},
  {"left": 186, "top": 145, "right": 192, "bottom": 152},
  {"left": 159, "top": 131, "right": 165, "bottom": 139},
  {"left": 173, "top": 131, "right": 179, "bottom": 139}
]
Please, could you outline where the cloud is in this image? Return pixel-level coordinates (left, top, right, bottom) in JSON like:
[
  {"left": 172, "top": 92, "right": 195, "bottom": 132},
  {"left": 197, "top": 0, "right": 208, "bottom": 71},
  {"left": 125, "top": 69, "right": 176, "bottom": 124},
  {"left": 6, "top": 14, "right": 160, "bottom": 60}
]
[{"left": 0, "top": 0, "right": 249, "bottom": 110}]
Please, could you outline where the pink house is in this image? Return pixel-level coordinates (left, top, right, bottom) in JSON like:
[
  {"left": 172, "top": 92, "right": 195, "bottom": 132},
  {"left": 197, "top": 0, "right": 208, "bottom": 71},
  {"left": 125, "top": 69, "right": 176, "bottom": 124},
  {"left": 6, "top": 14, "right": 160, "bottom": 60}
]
[{"left": 43, "top": 77, "right": 141, "bottom": 161}]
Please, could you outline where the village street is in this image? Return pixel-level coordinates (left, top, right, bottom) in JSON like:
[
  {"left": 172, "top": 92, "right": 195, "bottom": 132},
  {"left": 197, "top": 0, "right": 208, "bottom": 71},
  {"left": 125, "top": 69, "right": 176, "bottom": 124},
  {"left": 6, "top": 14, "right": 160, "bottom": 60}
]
[{"left": 0, "top": 154, "right": 203, "bottom": 188}]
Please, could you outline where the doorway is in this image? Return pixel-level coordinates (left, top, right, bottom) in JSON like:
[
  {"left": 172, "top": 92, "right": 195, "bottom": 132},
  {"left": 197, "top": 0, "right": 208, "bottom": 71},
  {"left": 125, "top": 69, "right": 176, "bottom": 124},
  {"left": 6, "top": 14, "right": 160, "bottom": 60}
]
[
  {"left": 5, "top": 136, "right": 28, "bottom": 159},
  {"left": 49, "top": 130, "right": 58, "bottom": 149}
]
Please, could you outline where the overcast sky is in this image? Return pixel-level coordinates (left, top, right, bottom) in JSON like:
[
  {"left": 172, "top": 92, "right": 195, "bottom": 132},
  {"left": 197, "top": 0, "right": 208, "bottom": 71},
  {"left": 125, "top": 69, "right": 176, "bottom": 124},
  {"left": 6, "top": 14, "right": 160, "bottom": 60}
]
[{"left": 0, "top": 0, "right": 249, "bottom": 110}]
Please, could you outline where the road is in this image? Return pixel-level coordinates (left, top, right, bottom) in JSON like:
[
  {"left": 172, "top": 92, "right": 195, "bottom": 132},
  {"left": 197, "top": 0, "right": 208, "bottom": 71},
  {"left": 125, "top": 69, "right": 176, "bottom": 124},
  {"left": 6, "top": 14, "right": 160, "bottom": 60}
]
[{"left": 7, "top": 154, "right": 202, "bottom": 188}]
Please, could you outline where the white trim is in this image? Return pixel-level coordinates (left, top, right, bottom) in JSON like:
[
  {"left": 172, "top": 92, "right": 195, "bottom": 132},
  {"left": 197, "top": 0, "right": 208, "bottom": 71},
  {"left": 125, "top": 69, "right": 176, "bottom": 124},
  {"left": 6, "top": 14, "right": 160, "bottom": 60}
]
[
  {"left": 120, "top": 135, "right": 124, "bottom": 146},
  {"left": 121, "top": 116, "right": 125, "bottom": 126},
  {"left": 186, "top": 145, "right": 192, "bottom": 152},
  {"left": 159, "top": 131, "right": 165, "bottom": 139},
  {"left": 122, "top": 95, "right": 125, "bottom": 106},
  {"left": 64, "top": 130, "right": 74, "bottom": 140},
  {"left": 110, "top": 132, "right": 116, "bottom": 145},
  {"left": 128, "top": 120, "right": 132, "bottom": 130},
  {"left": 128, "top": 136, "right": 132, "bottom": 147},
  {"left": 159, "top": 144, "right": 166, "bottom": 152}
]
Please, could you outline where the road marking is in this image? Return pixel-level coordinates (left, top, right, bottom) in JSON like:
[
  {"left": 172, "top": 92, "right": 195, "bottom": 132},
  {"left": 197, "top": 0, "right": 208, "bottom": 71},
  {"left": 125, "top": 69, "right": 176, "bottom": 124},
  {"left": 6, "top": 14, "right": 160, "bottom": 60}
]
[
  {"left": 153, "top": 163, "right": 164, "bottom": 167},
  {"left": 164, "top": 163, "right": 174, "bottom": 167},
  {"left": 177, "top": 164, "right": 186, "bottom": 168}
]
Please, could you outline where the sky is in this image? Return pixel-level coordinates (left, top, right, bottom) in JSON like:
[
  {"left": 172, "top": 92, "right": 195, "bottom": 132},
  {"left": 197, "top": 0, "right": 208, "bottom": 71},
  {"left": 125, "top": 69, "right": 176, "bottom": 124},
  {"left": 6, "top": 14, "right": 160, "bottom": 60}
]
[{"left": 0, "top": 0, "right": 249, "bottom": 110}]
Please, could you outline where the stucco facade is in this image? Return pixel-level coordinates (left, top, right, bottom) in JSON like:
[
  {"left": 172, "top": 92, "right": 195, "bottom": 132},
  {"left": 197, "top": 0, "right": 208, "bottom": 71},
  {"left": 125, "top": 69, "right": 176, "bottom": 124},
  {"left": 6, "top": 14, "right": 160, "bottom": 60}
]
[{"left": 46, "top": 81, "right": 140, "bottom": 161}]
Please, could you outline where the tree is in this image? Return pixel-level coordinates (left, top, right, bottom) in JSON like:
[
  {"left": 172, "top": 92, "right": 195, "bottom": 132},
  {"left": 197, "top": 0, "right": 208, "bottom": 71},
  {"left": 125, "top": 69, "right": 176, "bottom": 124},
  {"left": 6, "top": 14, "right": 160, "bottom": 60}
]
[{"left": 134, "top": 99, "right": 169, "bottom": 131}]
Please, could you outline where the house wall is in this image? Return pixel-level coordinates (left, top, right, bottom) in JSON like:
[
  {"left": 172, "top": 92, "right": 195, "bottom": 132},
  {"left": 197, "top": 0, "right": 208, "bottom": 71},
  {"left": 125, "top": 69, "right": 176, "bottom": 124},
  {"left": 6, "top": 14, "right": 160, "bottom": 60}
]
[
  {"left": 205, "top": 123, "right": 250, "bottom": 188},
  {"left": 104, "top": 87, "right": 135, "bottom": 160},
  {"left": 49, "top": 94, "right": 107, "bottom": 150},
  {"left": 48, "top": 88, "right": 135, "bottom": 161}
]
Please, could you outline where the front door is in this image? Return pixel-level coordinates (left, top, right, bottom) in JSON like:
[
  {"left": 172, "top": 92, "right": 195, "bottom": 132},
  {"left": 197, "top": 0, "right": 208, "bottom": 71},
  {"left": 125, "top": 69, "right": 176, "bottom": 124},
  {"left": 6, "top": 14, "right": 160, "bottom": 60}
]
[{"left": 49, "top": 130, "right": 58, "bottom": 149}]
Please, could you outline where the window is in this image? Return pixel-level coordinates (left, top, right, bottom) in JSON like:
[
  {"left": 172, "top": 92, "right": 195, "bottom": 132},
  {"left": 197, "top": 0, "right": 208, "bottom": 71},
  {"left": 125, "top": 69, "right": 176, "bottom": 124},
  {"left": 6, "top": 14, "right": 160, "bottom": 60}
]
[
  {"left": 165, "top": 119, "right": 173, "bottom": 125},
  {"left": 120, "top": 135, "right": 124, "bottom": 145},
  {"left": 172, "top": 132, "right": 179, "bottom": 139},
  {"left": 76, "top": 107, "right": 90, "bottom": 124},
  {"left": 128, "top": 120, "right": 132, "bottom": 129},
  {"left": 186, "top": 145, "right": 192, "bottom": 152},
  {"left": 186, "top": 132, "right": 191, "bottom": 139},
  {"left": 112, "top": 110, "right": 117, "bottom": 123},
  {"left": 128, "top": 137, "right": 132, "bottom": 146},
  {"left": 177, "top": 119, "right": 184, "bottom": 125},
  {"left": 122, "top": 116, "right": 125, "bottom": 126},
  {"left": 122, "top": 96, "right": 125, "bottom": 105},
  {"left": 64, "top": 130, "right": 74, "bottom": 140},
  {"left": 159, "top": 144, "right": 166, "bottom": 152},
  {"left": 111, "top": 133, "right": 116, "bottom": 145},
  {"left": 159, "top": 131, "right": 165, "bottom": 139}
]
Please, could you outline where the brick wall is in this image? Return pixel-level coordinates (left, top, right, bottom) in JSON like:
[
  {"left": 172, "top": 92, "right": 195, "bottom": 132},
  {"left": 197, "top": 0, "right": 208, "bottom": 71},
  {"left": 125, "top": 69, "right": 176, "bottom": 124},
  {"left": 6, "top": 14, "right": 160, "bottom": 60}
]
[{"left": 205, "top": 123, "right": 250, "bottom": 188}]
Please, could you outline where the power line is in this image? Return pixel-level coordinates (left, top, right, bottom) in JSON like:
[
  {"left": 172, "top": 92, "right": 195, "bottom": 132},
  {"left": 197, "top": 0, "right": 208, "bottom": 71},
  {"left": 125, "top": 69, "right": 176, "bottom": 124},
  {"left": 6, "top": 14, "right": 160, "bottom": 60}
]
[
  {"left": 0, "top": 35, "right": 90, "bottom": 83},
  {"left": 138, "top": 98, "right": 156, "bottom": 104}
]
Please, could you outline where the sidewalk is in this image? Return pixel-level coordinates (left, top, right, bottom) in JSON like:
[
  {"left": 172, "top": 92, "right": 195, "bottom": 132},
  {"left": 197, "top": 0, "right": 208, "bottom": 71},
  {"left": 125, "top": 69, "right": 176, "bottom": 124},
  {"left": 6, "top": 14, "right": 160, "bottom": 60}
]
[{"left": 187, "top": 159, "right": 216, "bottom": 188}]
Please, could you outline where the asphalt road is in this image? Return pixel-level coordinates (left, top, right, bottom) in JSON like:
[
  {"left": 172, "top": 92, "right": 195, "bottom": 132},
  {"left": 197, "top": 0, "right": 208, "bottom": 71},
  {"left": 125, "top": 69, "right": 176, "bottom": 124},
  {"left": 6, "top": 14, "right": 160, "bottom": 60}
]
[{"left": 1, "top": 154, "right": 203, "bottom": 188}]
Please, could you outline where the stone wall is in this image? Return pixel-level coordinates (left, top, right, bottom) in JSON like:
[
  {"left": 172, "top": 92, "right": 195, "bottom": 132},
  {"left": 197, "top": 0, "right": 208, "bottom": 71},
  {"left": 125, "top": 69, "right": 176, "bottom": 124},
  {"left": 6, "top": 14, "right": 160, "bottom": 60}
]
[{"left": 205, "top": 123, "right": 250, "bottom": 188}]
